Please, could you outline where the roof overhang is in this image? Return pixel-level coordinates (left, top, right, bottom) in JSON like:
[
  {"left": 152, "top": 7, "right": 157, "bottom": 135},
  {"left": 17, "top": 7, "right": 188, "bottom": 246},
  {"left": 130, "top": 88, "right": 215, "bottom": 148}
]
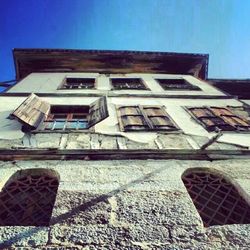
[
  {"left": 13, "top": 48, "right": 209, "bottom": 80},
  {"left": 209, "top": 78, "right": 250, "bottom": 99}
]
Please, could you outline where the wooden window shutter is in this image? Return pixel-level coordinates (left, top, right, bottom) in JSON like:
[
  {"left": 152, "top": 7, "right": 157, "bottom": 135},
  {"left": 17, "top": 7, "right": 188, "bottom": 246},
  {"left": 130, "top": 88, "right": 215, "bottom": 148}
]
[
  {"left": 116, "top": 106, "right": 147, "bottom": 131},
  {"left": 117, "top": 105, "right": 178, "bottom": 131},
  {"left": 11, "top": 93, "right": 50, "bottom": 129},
  {"left": 143, "top": 106, "right": 178, "bottom": 131},
  {"left": 189, "top": 106, "right": 250, "bottom": 132},
  {"left": 210, "top": 107, "right": 250, "bottom": 131},
  {"left": 87, "top": 96, "right": 109, "bottom": 128},
  {"left": 188, "top": 107, "right": 228, "bottom": 132}
]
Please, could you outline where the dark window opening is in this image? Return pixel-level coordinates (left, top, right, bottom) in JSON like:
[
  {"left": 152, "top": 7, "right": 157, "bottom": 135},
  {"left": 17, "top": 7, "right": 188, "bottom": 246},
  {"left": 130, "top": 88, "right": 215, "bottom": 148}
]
[
  {"left": 0, "top": 169, "right": 59, "bottom": 226},
  {"left": 156, "top": 79, "right": 201, "bottom": 90},
  {"left": 43, "top": 105, "right": 89, "bottom": 130},
  {"left": 61, "top": 78, "right": 95, "bottom": 89},
  {"left": 117, "top": 105, "right": 179, "bottom": 132},
  {"left": 182, "top": 170, "right": 250, "bottom": 227},
  {"left": 188, "top": 106, "right": 250, "bottom": 132},
  {"left": 111, "top": 78, "right": 147, "bottom": 90}
]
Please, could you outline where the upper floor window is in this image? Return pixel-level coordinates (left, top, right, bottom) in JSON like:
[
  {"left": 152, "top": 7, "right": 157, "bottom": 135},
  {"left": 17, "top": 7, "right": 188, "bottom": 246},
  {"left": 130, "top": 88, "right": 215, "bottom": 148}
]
[
  {"left": 117, "top": 105, "right": 179, "bottom": 132},
  {"left": 11, "top": 94, "right": 109, "bottom": 131},
  {"left": 156, "top": 78, "right": 200, "bottom": 91},
  {"left": 42, "top": 105, "right": 89, "bottom": 130},
  {"left": 182, "top": 169, "right": 250, "bottom": 227},
  {"left": 60, "top": 77, "right": 95, "bottom": 89},
  {"left": 111, "top": 78, "right": 147, "bottom": 90},
  {"left": 188, "top": 106, "right": 250, "bottom": 132}
]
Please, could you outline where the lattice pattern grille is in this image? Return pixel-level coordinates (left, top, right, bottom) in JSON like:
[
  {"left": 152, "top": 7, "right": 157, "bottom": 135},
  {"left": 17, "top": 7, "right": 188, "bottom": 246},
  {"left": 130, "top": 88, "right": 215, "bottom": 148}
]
[
  {"left": 0, "top": 174, "right": 59, "bottom": 226},
  {"left": 182, "top": 171, "right": 250, "bottom": 227}
]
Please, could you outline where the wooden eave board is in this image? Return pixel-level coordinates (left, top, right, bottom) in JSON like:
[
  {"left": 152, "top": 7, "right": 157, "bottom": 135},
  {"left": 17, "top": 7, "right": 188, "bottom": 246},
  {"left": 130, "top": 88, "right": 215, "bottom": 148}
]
[
  {"left": 13, "top": 49, "right": 208, "bottom": 80},
  {"left": 208, "top": 79, "right": 250, "bottom": 99}
]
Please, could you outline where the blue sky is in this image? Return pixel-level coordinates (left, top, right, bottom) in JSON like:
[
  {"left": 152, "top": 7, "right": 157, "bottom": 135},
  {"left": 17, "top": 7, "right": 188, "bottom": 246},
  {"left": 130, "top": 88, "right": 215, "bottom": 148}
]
[{"left": 1, "top": 0, "right": 250, "bottom": 89}]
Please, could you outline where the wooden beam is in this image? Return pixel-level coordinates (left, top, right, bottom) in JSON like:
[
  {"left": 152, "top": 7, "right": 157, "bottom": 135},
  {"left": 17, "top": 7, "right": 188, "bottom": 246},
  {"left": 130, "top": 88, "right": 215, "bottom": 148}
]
[
  {"left": 0, "top": 92, "right": 233, "bottom": 99},
  {"left": 0, "top": 149, "right": 250, "bottom": 161}
]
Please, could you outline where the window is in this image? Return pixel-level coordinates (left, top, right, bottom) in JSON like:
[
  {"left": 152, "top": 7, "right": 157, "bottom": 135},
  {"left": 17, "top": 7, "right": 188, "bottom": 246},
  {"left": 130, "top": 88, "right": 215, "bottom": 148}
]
[
  {"left": 0, "top": 168, "right": 59, "bottom": 226},
  {"left": 42, "top": 105, "right": 89, "bottom": 130},
  {"left": 111, "top": 78, "right": 147, "bottom": 90},
  {"left": 61, "top": 78, "right": 95, "bottom": 89},
  {"left": 182, "top": 170, "right": 250, "bottom": 227},
  {"left": 11, "top": 94, "right": 109, "bottom": 131},
  {"left": 156, "top": 78, "right": 200, "bottom": 90},
  {"left": 188, "top": 106, "right": 250, "bottom": 132},
  {"left": 117, "top": 105, "right": 179, "bottom": 131}
]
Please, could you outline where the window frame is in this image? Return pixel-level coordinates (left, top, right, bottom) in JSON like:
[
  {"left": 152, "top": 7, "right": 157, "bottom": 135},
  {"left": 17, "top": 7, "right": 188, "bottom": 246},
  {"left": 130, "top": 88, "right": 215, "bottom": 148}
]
[
  {"left": 41, "top": 105, "right": 90, "bottom": 131},
  {"left": 110, "top": 78, "right": 149, "bottom": 90},
  {"left": 116, "top": 105, "right": 180, "bottom": 132},
  {"left": 58, "top": 77, "right": 97, "bottom": 90},
  {"left": 34, "top": 97, "right": 109, "bottom": 132},
  {"left": 185, "top": 106, "right": 250, "bottom": 133},
  {"left": 155, "top": 78, "right": 201, "bottom": 91}
]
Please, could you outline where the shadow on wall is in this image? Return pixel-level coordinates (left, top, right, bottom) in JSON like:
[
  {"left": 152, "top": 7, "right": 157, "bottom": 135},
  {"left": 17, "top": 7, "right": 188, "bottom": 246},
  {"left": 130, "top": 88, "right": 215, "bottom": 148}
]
[
  {"left": 0, "top": 164, "right": 168, "bottom": 248},
  {"left": 3, "top": 165, "right": 250, "bottom": 247}
]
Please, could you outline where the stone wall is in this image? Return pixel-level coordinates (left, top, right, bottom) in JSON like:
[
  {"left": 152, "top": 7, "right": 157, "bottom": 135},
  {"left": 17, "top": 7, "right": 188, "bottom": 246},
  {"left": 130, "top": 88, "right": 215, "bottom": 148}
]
[
  {"left": 0, "top": 132, "right": 244, "bottom": 151},
  {"left": 0, "top": 159, "right": 250, "bottom": 249}
]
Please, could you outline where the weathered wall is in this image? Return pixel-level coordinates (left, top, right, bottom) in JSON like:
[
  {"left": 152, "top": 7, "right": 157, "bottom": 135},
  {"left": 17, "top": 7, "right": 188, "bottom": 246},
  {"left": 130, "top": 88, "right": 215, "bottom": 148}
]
[
  {"left": 0, "top": 159, "right": 250, "bottom": 249},
  {"left": 1, "top": 95, "right": 249, "bottom": 148},
  {"left": 0, "top": 132, "right": 245, "bottom": 153},
  {"left": 8, "top": 73, "right": 223, "bottom": 96},
  {"left": 2, "top": 71, "right": 250, "bottom": 249}
]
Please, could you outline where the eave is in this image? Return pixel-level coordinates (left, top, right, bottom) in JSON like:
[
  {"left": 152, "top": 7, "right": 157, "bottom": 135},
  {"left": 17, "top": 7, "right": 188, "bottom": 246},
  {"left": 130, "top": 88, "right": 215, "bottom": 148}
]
[
  {"left": 13, "top": 49, "right": 209, "bottom": 80},
  {"left": 208, "top": 78, "right": 250, "bottom": 99}
]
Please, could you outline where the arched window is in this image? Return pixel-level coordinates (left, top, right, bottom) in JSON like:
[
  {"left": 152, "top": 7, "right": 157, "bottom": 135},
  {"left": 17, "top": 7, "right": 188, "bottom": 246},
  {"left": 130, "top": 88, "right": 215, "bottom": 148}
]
[
  {"left": 0, "top": 168, "right": 59, "bottom": 226},
  {"left": 182, "top": 169, "right": 250, "bottom": 227}
]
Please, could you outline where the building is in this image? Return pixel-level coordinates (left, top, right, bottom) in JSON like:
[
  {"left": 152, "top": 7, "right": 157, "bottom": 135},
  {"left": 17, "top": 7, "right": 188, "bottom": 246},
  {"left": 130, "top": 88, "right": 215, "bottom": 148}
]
[{"left": 0, "top": 49, "right": 250, "bottom": 248}]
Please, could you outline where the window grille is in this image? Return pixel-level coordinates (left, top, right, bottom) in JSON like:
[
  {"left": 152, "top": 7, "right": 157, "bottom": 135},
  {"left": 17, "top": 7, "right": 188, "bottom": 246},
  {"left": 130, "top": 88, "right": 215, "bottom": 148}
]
[
  {"left": 156, "top": 79, "right": 201, "bottom": 90},
  {"left": 188, "top": 106, "right": 250, "bottom": 132},
  {"left": 117, "top": 105, "right": 179, "bottom": 131},
  {"left": 62, "top": 78, "right": 95, "bottom": 89},
  {"left": 0, "top": 169, "right": 59, "bottom": 226},
  {"left": 111, "top": 78, "right": 147, "bottom": 90},
  {"left": 182, "top": 171, "right": 250, "bottom": 227}
]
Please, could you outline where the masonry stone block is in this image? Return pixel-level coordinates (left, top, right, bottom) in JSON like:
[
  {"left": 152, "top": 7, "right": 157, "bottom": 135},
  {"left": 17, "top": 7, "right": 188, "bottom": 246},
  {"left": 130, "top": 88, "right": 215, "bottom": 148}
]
[
  {"left": 66, "top": 133, "right": 90, "bottom": 149},
  {"left": 0, "top": 159, "right": 249, "bottom": 248},
  {"left": 0, "top": 227, "right": 49, "bottom": 248},
  {"left": 35, "top": 133, "right": 61, "bottom": 148},
  {"left": 157, "top": 134, "right": 192, "bottom": 149},
  {"left": 0, "top": 138, "right": 23, "bottom": 149}
]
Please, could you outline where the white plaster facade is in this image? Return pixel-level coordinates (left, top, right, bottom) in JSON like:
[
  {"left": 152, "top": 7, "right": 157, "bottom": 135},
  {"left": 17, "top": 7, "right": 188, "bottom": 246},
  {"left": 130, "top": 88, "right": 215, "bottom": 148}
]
[
  {"left": 1, "top": 53, "right": 250, "bottom": 249},
  {"left": 1, "top": 73, "right": 250, "bottom": 147},
  {"left": 9, "top": 73, "right": 222, "bottom": 95}
]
